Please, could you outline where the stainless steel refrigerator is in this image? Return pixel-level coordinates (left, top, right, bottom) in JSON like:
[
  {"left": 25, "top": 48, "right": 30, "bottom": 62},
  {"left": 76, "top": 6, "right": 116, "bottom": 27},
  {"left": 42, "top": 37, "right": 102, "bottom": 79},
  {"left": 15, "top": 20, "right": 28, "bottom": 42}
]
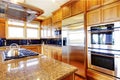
[{"left": 62, "top": 14, "right": 86, "bottom": 78}]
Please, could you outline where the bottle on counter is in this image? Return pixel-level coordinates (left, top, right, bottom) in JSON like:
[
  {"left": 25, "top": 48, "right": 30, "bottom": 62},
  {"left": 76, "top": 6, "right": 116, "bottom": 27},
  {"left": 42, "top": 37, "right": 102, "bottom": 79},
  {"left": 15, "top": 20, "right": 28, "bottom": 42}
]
[{"left": 4, "top": 40, "right": 6, "bottom": 46}]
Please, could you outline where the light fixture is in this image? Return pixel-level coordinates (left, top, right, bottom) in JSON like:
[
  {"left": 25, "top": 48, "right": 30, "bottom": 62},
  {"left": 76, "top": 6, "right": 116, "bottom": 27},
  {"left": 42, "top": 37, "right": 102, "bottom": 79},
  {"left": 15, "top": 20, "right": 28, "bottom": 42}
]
[
  {"left": 5, "top": 0, "right": 25, "bottom": 3},
  {"left": 52, "top": 0, "right": 56, "bottom": 3}
]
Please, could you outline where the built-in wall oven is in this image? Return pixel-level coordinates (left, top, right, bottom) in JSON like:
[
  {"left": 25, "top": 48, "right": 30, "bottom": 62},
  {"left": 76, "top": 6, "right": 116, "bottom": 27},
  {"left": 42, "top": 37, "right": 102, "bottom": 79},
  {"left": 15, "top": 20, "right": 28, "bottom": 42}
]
[
  {"left": 88, "top": 49, "right": 120, "bottom": 78},
  {"left": 87, "top": 22, "right": 120, "bottom": 78}
]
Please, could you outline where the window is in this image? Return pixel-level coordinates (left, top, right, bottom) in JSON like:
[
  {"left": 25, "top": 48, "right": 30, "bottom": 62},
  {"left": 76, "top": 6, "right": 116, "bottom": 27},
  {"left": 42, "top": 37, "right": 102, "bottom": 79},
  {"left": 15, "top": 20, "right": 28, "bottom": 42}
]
[
  {"left": 26, "top": 21, "right": 40, "bottom": 39},
  {"left": 27, "top": 28, "right": 39, "bottom": 38},
  {"left": 41, "top": 27, "right": 47, "bottom": 38},
  {"left": 7, "top": 19, "right": 25, "bottom": 39},
  {"left": 47, "top": 28, "right": 51, "bottom": 38},
  {"left": 8, "top": 27, "right": 24, "bottom": 38},
  {"left": 7, "top": 19, "right": 40, "bottom": 39}
]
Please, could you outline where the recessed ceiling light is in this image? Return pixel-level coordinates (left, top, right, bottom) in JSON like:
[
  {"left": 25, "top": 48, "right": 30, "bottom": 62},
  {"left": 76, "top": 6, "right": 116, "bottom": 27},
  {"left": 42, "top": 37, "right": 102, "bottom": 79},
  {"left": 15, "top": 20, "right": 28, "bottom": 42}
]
[{"left": 52, "top": 0, "right": 56, "bottom": 3}]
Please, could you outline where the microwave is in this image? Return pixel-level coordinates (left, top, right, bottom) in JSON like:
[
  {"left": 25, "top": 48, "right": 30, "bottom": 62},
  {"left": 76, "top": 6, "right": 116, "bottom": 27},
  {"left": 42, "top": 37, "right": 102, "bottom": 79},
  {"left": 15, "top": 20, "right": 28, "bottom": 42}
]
[{"left": 88, "top": 23, "right": 120, "bottom": 45}]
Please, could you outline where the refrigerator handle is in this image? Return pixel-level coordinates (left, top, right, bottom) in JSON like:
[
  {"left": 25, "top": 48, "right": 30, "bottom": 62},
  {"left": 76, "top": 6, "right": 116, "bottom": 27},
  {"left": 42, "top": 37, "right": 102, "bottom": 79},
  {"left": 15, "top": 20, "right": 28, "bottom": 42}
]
[{"left": 63, "top": 37, "right": 67, "bottom": 46}]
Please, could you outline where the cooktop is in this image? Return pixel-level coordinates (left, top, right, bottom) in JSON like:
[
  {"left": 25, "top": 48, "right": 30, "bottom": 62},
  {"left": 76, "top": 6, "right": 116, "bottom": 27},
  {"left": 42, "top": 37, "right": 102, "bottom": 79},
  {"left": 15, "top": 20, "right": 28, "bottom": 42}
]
[{"left": 3, "top": 49, "right": 39, "bottom": 61}]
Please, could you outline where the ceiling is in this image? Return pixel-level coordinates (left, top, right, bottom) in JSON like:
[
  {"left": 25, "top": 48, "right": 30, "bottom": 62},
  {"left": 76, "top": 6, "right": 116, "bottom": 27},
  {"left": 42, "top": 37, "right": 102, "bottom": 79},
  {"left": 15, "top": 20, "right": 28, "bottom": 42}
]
[{"left": 24, "top": 0, "right": 70, "bottom": 20}]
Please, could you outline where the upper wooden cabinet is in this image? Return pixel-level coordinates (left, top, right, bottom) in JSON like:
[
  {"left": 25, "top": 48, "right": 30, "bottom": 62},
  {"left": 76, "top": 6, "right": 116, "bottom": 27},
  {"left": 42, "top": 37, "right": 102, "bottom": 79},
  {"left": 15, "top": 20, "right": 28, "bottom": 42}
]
[
  {"left": 87, "top": 8, "right": 101, "bottom": 26},
  {"left": 41, "top": 17, "right": 52, "bottom": 27},
  {"left": 118, "top": 3, "right": 120, "bottom": 19},
  {"left": 102, "top": 2, "right": 119, "bottom": 22},
  {"left": 71, "top": 0, "right": 85, "bottom": 16},
  {"left": 52, "top": 9, "right": 62, "bottom": 23},
  {"left": 102, "top": 0, "right": 119, "bottom": 5},
  {"left": 87, "top": 1, "right": 120, "bottom": 26},
  {"left": 52, "top": 21, "right": 62, "bottom": 29},
  {"left": 62, "top": 3, "right": 71, "bottom": 19},
  {"left": 87, "top": 0, "right": 101, "bottom": 11},
  {"left": 0, "top": 18, "right": 6, "bottom": 38},
  {"left": 41, "top": 17, "right": 53, "bottom": 38}
]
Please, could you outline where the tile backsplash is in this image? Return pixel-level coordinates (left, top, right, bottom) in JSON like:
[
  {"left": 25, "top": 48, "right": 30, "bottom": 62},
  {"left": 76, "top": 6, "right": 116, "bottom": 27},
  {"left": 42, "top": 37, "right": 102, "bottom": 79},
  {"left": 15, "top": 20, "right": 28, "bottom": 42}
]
[{"left": 0, "top": 38, "right": 62, "bottom": 46}]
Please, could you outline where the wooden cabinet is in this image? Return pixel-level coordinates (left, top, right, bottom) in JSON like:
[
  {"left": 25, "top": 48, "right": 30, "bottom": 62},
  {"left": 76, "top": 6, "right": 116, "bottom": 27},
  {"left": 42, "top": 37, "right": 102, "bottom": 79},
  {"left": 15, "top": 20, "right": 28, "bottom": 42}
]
[
  {"left": 42, "top": 45, "right": 62, "bottom": 61},
  {"left": 87, "top": 0, "right": 101, "bottom": 11},
  {"left": 87, "top": 1, "right": 120, "bottom": 25},
  {"left": 62, "top": 4, "right": 71, "bottom": 19},
  {"left": 102, "top": 2, "right": 119, "bottom": 22},
  {"left": 0, "top": 18, "right": 6, "bottom": 38},
  {"left": 57, "top": 48, "right": 62, "bottom": 61},
  {"left": 41, "top": 17, "right": 52, "bottom": 27},
  {"left": 0, "top": 47, "right": 6, "bottom": 51},
  {"left": 102, "top": 0, "right": 118, "bottom": 5},
  {"left": 87, "top": 8, "right": 101, "bottom": 26},
  {"left": 41, "top": 17, "right": 52, "bottom": 38},
  {"left": 71, "top": 0, "right": 84, "bottom": 16},
  {"left": 52, "top": 21, "right": 62, "bottom": 28},
  {"left": 52, "top": 9, "right": 62, "bottom": 23},
  {"left": 21, "top": 45, "right": 41, "bottom": 53},
  {"left": 118, "top": 3, "right": 120, "bottom": 19}
]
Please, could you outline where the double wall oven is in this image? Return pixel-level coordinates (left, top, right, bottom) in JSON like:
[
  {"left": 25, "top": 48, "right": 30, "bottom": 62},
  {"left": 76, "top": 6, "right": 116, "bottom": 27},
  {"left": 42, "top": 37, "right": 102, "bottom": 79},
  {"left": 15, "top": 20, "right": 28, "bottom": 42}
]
[{"left": 87, "top": 22, "right": 120, "bottom": 78}]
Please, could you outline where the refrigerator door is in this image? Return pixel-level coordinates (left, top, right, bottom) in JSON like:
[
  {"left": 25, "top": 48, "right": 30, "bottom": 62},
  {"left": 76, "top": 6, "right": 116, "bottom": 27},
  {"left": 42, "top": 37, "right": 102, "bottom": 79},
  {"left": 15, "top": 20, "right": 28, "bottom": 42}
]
[
  {"left": 62, "top": 23, "right": 86, "bottom": 78},
  {"left": 68, "top": 24, "right": 86, "bottom": 77},
  {"left": 62, "top": 27, "right": 69, "bottom": 63}
]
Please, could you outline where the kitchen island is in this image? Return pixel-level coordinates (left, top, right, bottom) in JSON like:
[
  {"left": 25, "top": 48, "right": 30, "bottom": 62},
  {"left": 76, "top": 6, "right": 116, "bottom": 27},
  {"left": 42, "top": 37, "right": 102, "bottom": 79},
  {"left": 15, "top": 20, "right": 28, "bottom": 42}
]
[{"left": 0, "top": 51, "right": 77, "bottom": 80}]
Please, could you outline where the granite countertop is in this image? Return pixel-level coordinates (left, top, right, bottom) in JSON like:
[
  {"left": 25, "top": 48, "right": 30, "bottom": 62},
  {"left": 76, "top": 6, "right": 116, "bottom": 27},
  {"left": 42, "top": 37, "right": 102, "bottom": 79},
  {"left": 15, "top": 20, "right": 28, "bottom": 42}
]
[{"left": 0, "top": 53, "right": 77, "bottom": 80}]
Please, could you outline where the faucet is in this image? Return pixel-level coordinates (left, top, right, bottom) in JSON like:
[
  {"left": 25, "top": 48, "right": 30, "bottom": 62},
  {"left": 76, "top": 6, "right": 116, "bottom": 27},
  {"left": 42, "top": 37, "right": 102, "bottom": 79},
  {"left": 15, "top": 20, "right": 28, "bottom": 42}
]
[{"left": 27, "top": 40, "right": 31, "bottom": 45}]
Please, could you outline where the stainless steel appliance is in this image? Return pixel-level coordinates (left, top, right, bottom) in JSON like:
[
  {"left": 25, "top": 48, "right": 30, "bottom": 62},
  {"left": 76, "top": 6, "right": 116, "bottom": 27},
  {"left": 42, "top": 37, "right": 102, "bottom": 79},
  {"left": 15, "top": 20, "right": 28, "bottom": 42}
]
[
  {"left": 88, "top": 22, "right": 120, "bottom": 50},
  {"left": 88, "top": 49, "right": 120, "bottom": 78},
  {"left": 87, "top": 22, "right": 120, "bottom": 78},
  {"left": 62, "top": 14, "right": 86, "bottom": 78}
]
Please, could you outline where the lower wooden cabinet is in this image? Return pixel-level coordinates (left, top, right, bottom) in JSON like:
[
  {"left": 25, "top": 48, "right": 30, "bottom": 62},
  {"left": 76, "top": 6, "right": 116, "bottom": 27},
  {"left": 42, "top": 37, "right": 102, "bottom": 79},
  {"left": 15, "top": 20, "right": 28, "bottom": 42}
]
[
  {"left": 21, "top": 45, "right": 41, "bottom": 53},
  {"left": 42, "top": 45, "right": 62, "bottom": 61},
  {"left": 0, "top": 47, "right": 6, "bottom": 51}
]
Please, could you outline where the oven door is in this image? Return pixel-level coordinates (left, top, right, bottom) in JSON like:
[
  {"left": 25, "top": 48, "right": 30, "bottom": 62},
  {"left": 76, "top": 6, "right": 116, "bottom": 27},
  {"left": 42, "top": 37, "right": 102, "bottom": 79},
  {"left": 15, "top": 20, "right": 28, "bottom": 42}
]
[{"left": 88, "top": 51, "right": 115, "bottom": 76}]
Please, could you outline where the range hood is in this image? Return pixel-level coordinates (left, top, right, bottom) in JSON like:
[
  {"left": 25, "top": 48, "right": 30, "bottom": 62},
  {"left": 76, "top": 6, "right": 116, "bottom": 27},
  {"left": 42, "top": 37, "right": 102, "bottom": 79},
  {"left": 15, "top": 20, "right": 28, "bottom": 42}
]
[{"left": 0, "top": 0, "right": 44, "bottom": 22}]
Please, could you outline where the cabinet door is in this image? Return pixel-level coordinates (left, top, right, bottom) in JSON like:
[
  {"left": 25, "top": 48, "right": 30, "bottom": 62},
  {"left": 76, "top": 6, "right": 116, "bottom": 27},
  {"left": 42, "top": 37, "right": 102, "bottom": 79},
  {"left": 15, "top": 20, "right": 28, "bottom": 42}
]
[
  {"left": 21, "top": 46, "right": 39, "bottom": 53},
  {"left": 52, "top": 9, "right": 62, "bottom": 23},
  {"left": 102, "top": 2, "right": 119, "bottom": 23},
  {"left": 30, "top": 48, "right": 38, "bottom": 52},
  {"left": 102, "top": 0, "right": 118, "bottom": 5},
  {"left": 53, "top": 21, "right": 62, "bottom": 28},
  {"left": 87, "top": 8, "right": 101, "bottom": 26},
  {"left": 87, "top": 0, "right": 101, "bottom": 10},
  {"left": 118, "top": 3, "right": 120, "bottom": 19},
  {"left": 0, "top": 47, "right": 6, "bottom": 51},
  {"left": 52, "top": 13, "right": 57, "bottom": 24},
  {"left": 38, "top": 46, "right": 41, "bottom": 53},
  {"left": 43, "top": 45, "right": 48, "bottom": 56},
  {"left": 71, "top": 0, "right": 84, "bottom": 15},
  {"left": 56, "top": 9, "right": 62, "bottom": 22},
  {"left": 52, "top": 48, "right": 58, "bottom": 60},
  {"left": 57, "top": 48, "right": 62, "bottom": 61},
  {"left": 62, "top": 4, "right": 71, "bottom": 19},
  {"left": 0, "top": 23, "right": 5, "bottom": 38}
]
